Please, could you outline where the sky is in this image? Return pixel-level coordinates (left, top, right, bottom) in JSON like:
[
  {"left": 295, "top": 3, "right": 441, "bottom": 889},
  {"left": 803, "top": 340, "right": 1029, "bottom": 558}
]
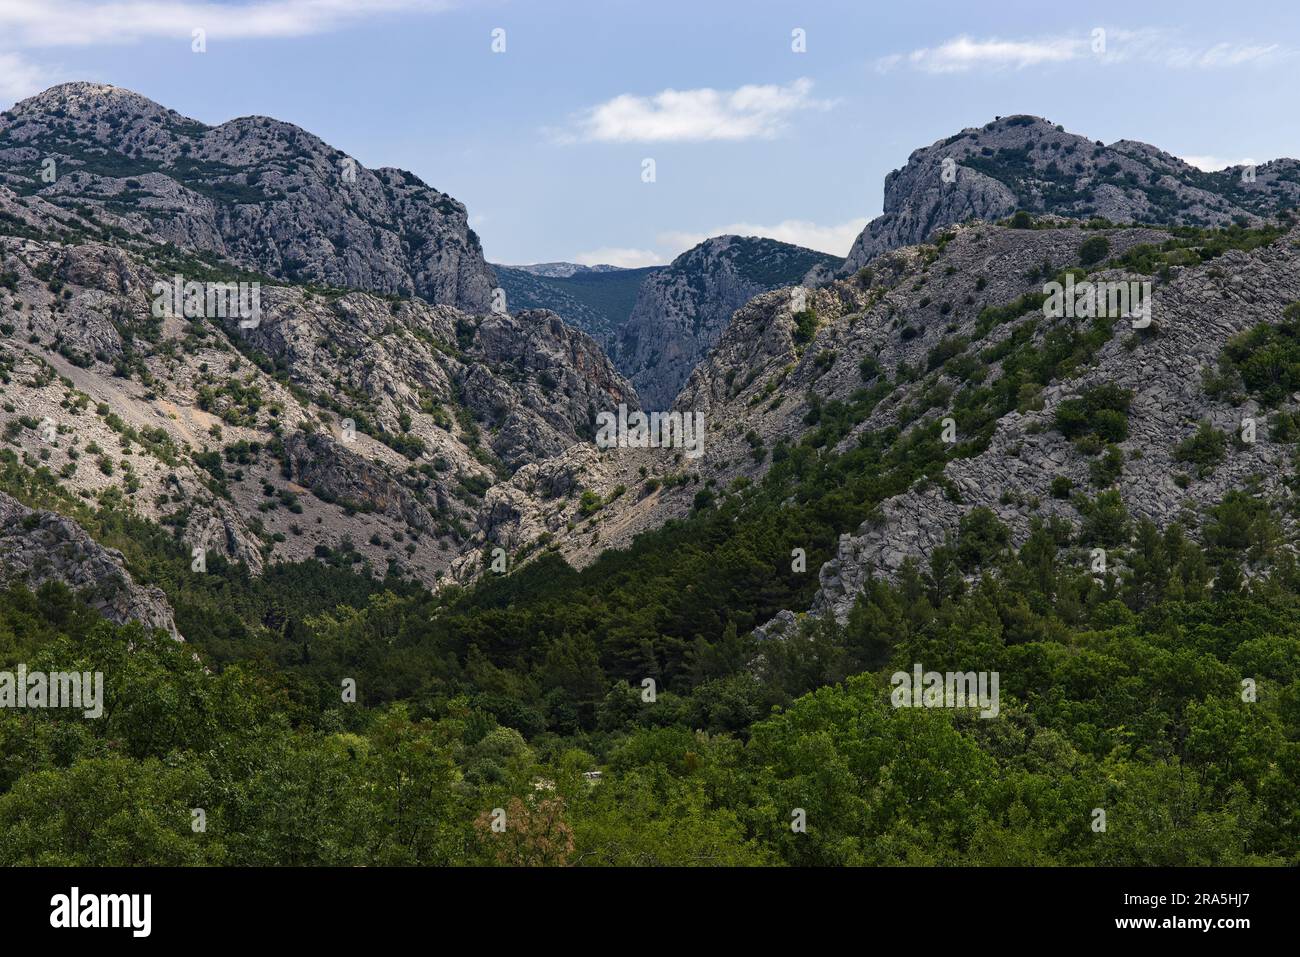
[{"left": 2, "top": 0, "right": 1298, "bottom": 266}]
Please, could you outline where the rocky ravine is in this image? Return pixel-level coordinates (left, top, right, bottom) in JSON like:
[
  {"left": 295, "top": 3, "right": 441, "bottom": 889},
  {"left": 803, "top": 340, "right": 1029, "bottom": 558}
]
[
  {"left": 475, "top": 214, "right": 1300, "bottom": 647},
  {"left": 470, "top": 219, "right": 1173, "bottom": 571},
  {"left": 498, "top": 236, "right": 843, "bottom": 411},
  {"left": 617, "top": 235, "right": 841, "bottom": 408}
]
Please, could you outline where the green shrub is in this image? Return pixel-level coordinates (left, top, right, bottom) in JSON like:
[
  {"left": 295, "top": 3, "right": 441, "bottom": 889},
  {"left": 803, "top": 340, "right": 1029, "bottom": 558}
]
[
  {"left": 1078, "top": 236, "right": 1111, "bottom": 266},
  {"left": 1174, "top": 420, "right": 1227, "bottom": 473},
  {"left": 791, "top": 309, "right": 818, "bottom": 348}
]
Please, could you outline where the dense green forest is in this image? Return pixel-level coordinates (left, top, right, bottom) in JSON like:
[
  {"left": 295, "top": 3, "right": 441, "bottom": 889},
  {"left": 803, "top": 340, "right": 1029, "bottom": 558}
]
[{"left": 1, "top": 372, "right": 1297, "bottom": 864}]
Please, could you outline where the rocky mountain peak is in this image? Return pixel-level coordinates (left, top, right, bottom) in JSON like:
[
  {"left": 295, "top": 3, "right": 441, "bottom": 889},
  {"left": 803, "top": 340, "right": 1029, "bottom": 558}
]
[
  {"left": 840, "top": 114, "right": 1300, "bottom": 275},
  {"left": 0, "top": 82, "right": 496, "bottom": 311},
  {"left": 9, "top": 81, "right": 166, "bottom": 117}
]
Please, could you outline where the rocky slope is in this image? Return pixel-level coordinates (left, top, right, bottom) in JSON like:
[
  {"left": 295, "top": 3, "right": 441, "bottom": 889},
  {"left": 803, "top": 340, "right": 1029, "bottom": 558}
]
[
  {"left": 472, "top": 214, "right": 1300, "bottom": 632},
  {"left": 800, "top": 225, "right": 1300, "bottom": 628},
  {"left": 617, "top": 235, "right": 842, "bottom": 408},
  {"left": 840, "top": 113, "right": 1300, "bottom": 275},
  {"left": 0, "top": 226, "right": 634, "bottom": 622},
  {"left": 0, "top": 83, "right": 650, "bottom": 635},
  {"left": 0, "top": 82, "right": 496, "bottom": 310},
  {"left": 0, "top": 491, "right": 180, "bottom": 638}
]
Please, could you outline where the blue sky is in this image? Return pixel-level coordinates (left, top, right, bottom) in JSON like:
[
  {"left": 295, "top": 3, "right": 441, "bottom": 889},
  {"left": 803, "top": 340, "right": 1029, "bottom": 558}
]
[{"left": 2, "top": 0, "right": 1299, "bottom": 265}]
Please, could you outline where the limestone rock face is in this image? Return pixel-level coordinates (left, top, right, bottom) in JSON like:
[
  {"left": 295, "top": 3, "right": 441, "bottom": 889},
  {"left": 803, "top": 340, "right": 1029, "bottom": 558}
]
[
  {"left": 0, "top": 492, "right": 181, "bottom": 638},
  {"left": 751, "top": 222, "right": 1300, "bottom": 635},
  {"left": 616, "top": 236, "right": 842, "bottom": 409},
  {"left": 0, "top": 82, "right": 496, "bottom": 310},
  {"left": 840, "top": 114, "right": 1300, "bottom": 275},
  {"left": 0, "top": 229, "right": 637, "bottom": 593}
]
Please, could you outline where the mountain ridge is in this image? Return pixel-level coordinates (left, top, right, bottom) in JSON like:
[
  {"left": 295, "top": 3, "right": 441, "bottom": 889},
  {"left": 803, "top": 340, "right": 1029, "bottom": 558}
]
[
  {"left": 4, "top": 87, "right": 1300, "bottom": 651},
  {"left": 0, "top": 81, "right": 497, "bottom": 311},
  {"left": 839, "top": 113, "right": 1300, "bottom": 275}
]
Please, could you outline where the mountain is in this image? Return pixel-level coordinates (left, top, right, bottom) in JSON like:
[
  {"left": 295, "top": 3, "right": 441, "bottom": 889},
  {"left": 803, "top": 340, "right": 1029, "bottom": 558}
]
[
  {"left": 4, "top": 92, "right": 1299, "bottom": 868},
  {"left": 0, "top": 84, "right": 641, "bottom": 631},
  {"left": 4, "top": 93, "right": 1300, "bottom": 649},
  {"left": 475, "top": 211, "right": 1300, "bottom": 594},
  {"left": 0, "top": 82, "right": 496, "bottom": 310},
  {"left": 0, "top": 232, "right": 634, "bottom": 609},
  {"left": 840, "top": 113, "right": 1300, "bottom": 275},
  {"left": 492, "top": 262, "right": 663, "bottom": 350},
  {"left": 616, "top": 235, "right": 842, "bottom": 408},
  {"left": 507, "top": 262, "right": 628, "bottom": 278}
]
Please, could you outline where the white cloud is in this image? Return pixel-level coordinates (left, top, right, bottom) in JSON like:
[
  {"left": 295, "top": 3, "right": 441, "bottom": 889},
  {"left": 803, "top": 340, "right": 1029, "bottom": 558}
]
[
  {"left": 0, "top": 51, "right": 58, "bottom": 103},
  {"left": 561, "top": 78, "right": 831, "bottom": 143},
  {"left": 658, "top": 218, "right": 867, "bottom": 258},
  {"left": 1163, "top": 42, "right": 1282, "bottom": 69},
  {"left": 873, "top": 53, "right": 903, "bottom": 74},
  {"left": 572, "top": 247, "right": 665, "bottom": 269},
  {"left": 1179, "top": 155, "right": 1259, "bottom": 172},
  {"left": 877, "top": 29, "right": 1294, "bottom": 74},
  {"left": 899, "top": 35, "right": 1086, "bottom": 74},
  {"left": 0, "top": 0, "right": 454, "bottom": 47}
]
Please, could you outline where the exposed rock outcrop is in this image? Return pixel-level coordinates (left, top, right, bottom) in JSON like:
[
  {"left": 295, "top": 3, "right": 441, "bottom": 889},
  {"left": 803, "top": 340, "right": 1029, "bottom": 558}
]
[
  {"left": 618, "top": 236, "right": 842, "bottom": 409},
  {"left": 0, "top": 82, "right": 496, "bottom": 310},
  {"left": 840, "top": 114, "right": 1300, "bottom": 275},
  {"left": 0, "top": 492, "right": 180, "bottom": 638}
]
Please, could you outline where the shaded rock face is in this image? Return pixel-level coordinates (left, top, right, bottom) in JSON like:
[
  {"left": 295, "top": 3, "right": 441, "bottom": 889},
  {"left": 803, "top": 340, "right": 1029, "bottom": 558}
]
[
  {"left": 840, "top": 114, "right": 1300, "bottom": 275},
  {"left": 284, "top": 431, "right": 434, "bottom": 530},
  {"left": 616, "top": 236, "right": 842, "bottom": 409},
  {"left": 470, "top": 309, "right": 639, "bottom": 457},
  {"left": 0, "top": 82, "right": 495, "bottom": 310},
  {"left": 0, "top": 492, "right": 180, "bottom": 638}
]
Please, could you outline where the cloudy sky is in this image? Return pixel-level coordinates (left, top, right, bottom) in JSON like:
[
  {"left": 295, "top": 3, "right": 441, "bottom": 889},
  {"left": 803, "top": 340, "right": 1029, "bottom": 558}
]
[{"left": 2, "top": 0, "right": 1298, "bottom": 265}]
